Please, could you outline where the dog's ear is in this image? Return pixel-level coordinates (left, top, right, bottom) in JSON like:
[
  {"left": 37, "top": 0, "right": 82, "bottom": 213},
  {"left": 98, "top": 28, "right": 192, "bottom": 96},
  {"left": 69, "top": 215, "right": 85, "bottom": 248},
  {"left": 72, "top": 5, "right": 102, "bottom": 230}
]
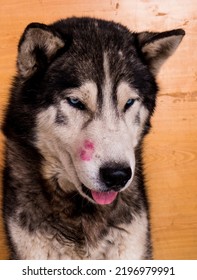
[
  {"left": 17, "top": 23, "right": 65, "bottom": 78},
  {"left": 137, "top": 29, "right": 185, "bottom": 75}
]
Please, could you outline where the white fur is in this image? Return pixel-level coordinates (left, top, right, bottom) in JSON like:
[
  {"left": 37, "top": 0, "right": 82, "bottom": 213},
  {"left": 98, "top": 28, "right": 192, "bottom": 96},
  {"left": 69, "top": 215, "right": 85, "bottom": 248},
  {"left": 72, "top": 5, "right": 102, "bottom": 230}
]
[{"left": 8, "top": 211, "right": 148, "bottom": 259}]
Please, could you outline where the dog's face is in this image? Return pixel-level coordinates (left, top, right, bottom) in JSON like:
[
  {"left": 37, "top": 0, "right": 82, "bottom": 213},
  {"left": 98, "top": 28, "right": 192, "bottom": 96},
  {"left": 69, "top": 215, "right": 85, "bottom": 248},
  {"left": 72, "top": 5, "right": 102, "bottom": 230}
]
[
  {"left": 13, "top": 18, "right": 184, "bottom": 204},
  {"left": 36, "top": 72, "right": 148, "bottom": 204}
]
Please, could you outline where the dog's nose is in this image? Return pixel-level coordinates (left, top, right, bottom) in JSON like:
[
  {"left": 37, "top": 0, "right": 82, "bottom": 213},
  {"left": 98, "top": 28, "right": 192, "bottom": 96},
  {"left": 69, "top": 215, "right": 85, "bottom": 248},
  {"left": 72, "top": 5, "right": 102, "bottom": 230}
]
[{"left": 100, "top": 164, "right": 132, "bottom": 190}]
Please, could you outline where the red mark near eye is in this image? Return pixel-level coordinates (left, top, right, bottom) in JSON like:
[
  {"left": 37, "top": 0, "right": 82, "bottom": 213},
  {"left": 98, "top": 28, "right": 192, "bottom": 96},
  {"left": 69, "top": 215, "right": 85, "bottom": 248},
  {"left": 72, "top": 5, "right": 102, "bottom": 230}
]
[{"left": 80, "top": 140, "right": 95, "bottom": 161}]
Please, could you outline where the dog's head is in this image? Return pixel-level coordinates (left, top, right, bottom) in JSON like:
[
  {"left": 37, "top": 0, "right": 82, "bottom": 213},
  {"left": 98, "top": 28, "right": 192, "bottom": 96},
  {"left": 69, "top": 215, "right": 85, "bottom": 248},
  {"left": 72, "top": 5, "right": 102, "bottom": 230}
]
[{"left": 9, "top": 18, "right": 185, "bottom": 204}]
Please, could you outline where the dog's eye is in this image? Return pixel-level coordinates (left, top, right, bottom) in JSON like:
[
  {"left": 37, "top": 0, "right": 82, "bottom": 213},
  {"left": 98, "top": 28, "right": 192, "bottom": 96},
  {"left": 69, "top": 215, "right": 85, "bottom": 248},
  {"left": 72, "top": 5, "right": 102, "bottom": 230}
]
[
  {"left": 124, "top": 99, "right": 135, "bottom": 112},
  {"left": 66, "top": 97, "right": 86, "bottom": 111}
]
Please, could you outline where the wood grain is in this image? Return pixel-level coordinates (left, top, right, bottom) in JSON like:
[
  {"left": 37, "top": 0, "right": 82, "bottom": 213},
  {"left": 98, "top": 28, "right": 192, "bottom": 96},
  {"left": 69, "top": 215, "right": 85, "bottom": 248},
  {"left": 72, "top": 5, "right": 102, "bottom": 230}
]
[{"left": 0, "top": 0, "right": 197, "bottom": 260}]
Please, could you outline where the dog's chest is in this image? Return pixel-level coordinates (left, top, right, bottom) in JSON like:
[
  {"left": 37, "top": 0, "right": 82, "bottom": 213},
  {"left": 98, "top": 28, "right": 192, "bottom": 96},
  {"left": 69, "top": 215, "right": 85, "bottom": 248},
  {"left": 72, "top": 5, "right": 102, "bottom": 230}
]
[
  {"left": 9, "top": 212, "right": 148, "bottom": 259},
  {"left": 86, "top": 212, "right": 148, "bottom": 259}
]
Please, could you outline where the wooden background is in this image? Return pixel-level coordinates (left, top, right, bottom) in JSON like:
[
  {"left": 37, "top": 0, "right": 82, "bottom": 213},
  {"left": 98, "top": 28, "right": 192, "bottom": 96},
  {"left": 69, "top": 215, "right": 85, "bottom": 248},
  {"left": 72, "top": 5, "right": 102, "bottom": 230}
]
[{"left": 0, "top": 0, "right": 196, "bottom": 259}]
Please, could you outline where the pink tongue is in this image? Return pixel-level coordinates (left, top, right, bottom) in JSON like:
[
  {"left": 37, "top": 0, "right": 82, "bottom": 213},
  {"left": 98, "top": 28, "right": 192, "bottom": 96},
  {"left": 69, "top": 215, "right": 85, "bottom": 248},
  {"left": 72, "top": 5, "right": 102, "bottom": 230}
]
[{"left": 91, "top": 190, "right": 118, "bottom": 205}]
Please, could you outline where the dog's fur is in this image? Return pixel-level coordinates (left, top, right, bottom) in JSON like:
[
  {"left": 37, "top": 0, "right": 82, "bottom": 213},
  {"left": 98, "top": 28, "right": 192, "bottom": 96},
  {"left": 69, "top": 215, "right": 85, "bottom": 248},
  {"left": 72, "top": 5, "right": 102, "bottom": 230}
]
[{"left": 2, "top": 17, "right": 185, "bottom": 259}]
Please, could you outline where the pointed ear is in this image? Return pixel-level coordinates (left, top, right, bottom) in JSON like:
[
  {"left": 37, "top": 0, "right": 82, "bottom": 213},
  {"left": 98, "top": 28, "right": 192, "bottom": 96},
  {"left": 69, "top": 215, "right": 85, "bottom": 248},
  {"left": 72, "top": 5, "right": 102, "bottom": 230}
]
[
  {"left": 17, "top": 23, "right": 65, "bottom": 78},
  {"left": 137, "top": 29, "right": 185, "bottom": 75}
]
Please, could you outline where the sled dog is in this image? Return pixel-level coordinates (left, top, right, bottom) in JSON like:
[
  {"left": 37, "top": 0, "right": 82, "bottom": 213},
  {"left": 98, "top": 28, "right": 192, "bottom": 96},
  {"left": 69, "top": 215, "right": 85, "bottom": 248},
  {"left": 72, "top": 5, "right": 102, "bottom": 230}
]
[{"left": 2, "top": 17, "right": 185, "bottom": 259}]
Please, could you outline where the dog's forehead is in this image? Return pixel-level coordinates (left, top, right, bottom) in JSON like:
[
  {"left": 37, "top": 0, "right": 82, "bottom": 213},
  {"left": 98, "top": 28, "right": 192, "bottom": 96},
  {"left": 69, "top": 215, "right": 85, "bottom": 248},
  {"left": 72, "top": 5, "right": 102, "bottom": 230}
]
[
  {"left": 64, "top": 52, "right": 139, "bottom": 104},
  {"left": 53, "top": 26, "right": 137, "bottom": 83},
  {"left": 46, "top": 25, "right": 155, "bottom": 109},
  {"left": 102, "top": 52, "right": 140, "bottom": 102}
]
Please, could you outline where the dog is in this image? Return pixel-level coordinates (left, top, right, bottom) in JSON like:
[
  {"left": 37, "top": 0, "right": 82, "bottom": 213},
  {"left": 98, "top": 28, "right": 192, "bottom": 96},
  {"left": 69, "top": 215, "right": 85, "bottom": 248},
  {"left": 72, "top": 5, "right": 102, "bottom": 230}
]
[{"left": 2, "top": 17, "right": 185, "bottom": 259}]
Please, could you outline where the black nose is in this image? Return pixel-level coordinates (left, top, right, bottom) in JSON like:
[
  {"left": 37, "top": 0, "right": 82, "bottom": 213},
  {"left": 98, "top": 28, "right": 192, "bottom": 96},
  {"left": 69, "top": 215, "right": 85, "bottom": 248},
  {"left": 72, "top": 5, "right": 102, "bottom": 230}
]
[{"left": 100, "top": 164, "right": 132, "bottom": 191}]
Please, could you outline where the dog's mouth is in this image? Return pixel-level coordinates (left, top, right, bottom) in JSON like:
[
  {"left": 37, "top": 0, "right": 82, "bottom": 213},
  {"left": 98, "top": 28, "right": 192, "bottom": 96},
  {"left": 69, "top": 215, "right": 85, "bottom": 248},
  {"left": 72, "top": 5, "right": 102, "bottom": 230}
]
[{"left": 82, "top": 184, "right": 118, "bottom": 205}]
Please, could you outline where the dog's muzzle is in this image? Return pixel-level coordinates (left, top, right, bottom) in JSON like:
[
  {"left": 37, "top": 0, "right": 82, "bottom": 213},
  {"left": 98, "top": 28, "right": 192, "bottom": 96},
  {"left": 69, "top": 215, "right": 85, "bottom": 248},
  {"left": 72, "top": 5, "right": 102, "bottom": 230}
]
[{"left": 82, "top": 162, "right": 132, "bottom": 205}]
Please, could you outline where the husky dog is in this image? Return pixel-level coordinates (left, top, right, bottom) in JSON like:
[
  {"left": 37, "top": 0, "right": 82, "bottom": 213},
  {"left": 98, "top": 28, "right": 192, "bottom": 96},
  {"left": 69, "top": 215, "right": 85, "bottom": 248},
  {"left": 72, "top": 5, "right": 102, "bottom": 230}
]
[{"left": 2, "top": 17, "right": 184, "bottom": 259}]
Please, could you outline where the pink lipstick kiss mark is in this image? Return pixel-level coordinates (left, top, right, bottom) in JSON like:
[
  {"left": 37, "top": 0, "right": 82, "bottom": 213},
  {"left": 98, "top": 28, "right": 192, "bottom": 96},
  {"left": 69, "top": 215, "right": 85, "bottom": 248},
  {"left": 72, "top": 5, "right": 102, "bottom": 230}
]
[{"left": 80, "top": 140, "right": 95, "bottom": 161}]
